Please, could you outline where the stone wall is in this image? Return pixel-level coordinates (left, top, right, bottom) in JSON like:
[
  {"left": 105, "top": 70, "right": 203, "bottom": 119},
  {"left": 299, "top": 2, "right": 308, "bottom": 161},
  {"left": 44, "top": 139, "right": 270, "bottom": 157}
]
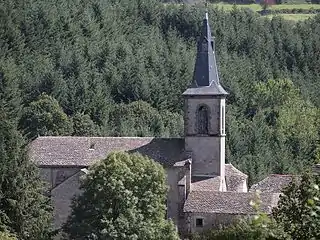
[
  {"left": 41, "top": 165, "right": 186, "bottom": 231},
  {"left": 184, "top": 96, "right": 226, "bottom": 177},
  {"left": 51, "top": 170, "right": 85, "bottom": 229},
  {"left": 166, "top": 167, "right": 186, "bottom": 226},
  {"left": 185, "top": 136, "right": 225, "bottom": 176},
  {"left": 184, "top": 212, "right": 246, "bottom": 234},
  {"left": 39, "top": 167, "right": 81, "bottom": 189},
  {"left": 184, "top": 97, "right": 221, "bottom": 136}
]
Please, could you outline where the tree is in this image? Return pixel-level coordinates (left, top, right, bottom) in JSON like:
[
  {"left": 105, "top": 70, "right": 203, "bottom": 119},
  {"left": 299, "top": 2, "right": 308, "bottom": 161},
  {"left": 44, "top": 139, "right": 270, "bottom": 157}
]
[
  {"left": 109, "top": 101, "right": 165, "bottom": 137},
  {"left": 72, "top": 112, "right": 98, "bottom": 136},
  {"left": 228, "top": 79, "right": 320, "bottom": 183},
  {"left": 273, "top": 172, "right": 320, "bottom": 240},
  {"left": 0, "top": 67, "right": 53, "bottom": 239},
  {"left": 0, "top": 232, "right": 17, "bottom": 240},
  {"left": 20, "top": 93, "right": 73, "bottom": 139},
  {"left": 63, "top": 152, "right": 179, "bottom": 240}
]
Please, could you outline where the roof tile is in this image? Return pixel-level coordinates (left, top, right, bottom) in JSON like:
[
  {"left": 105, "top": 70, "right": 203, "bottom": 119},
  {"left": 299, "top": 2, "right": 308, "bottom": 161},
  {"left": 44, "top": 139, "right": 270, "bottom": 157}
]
[
  {"left": 250, "top": 175, "right": 298, "bottom": 193},
  {"left": 191, "top": 176, "right": 221, "bottom": 192},
  {"left": 29, "top": 136, "right": 186, "bottom": 167},
  {"left": 225, "top": 164, "right": 248, "bottom": 191},
  {"left": 184, "top": 191, "right": 279, "bottom": 214}
]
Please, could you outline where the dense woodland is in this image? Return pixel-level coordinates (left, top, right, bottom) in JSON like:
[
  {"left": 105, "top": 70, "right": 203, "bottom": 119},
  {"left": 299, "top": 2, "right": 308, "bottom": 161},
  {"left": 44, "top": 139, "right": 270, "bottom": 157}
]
[{"left": 1, "top": 0, "right": 320, "bottom": 185}]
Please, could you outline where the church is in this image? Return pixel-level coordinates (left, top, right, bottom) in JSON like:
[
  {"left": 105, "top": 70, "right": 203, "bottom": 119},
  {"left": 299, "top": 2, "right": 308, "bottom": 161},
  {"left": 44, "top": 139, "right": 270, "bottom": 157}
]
[{"left": 29, "top": 13, "right": 293, "bottom": 235}]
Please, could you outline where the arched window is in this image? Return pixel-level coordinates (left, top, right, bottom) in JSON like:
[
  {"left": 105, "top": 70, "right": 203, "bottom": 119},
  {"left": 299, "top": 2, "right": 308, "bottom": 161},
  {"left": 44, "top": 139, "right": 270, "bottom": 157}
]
[{"left": 197, "top": 105, "right": 209, "bottom": 134}]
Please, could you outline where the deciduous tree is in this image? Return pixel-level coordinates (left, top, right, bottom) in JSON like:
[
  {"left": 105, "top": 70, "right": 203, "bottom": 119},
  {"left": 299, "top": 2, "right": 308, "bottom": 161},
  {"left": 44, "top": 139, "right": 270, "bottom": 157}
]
[
  {"left": 273, "top": 173, "right": 320, "bottom": 240},
  {"left": 20, "top": 93, "right": 73, "bottom": 139},
  {"left": 63, "top": 151, "right": 179, "bottom": 240}
]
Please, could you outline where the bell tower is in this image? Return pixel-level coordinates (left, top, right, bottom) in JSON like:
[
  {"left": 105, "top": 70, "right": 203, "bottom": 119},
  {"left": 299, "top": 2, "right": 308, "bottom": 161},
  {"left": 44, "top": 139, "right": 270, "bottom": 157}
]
[{"left": 183, "top": 13, "right": 228, "bottom": 182}]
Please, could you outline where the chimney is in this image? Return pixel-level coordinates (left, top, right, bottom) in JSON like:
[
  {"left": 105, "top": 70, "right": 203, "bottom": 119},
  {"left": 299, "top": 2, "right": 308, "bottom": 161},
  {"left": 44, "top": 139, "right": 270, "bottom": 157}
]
[{"left": 185, "top": 159, "right": 192, "bottom": 197}]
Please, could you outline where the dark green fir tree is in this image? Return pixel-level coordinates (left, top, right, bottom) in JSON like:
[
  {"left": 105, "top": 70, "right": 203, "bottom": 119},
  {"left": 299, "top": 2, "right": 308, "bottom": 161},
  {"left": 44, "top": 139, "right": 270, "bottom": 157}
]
[{"left": 0, "top": 62, "right": 54, "bottom": 240}]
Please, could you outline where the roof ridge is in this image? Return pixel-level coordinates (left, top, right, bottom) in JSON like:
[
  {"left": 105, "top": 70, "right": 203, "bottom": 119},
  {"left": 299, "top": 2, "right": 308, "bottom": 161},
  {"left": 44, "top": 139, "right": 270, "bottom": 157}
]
[
  {"left": 269, "top": 174, "right": 296, "bottom": 177},
  {"left": 35, "top": 136, "right": 184, "bottom": 140},
  {"left": 191, "top": 190, "right": 277, "bottom": 195}
]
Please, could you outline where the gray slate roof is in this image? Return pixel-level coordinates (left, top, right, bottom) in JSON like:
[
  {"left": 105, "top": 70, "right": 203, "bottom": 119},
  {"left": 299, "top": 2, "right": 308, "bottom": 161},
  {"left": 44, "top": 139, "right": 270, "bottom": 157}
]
[
  {"left": 250, "top": 174, "right": 298, "bottom": 193},
  {"left": 191, "top": 176, "right": 221, "bottom": 191},
  {"left": 184, "top": 191, "right": 280, "bottom": 214},
  {"left": 183, "top": 13, "right": 227, "bottom": 96},
  {"left": 30, "top": 136, "right": 186, "bottom": 167},
  {"left": 183, "top": 85, "right": 228, "bottom": 96}
]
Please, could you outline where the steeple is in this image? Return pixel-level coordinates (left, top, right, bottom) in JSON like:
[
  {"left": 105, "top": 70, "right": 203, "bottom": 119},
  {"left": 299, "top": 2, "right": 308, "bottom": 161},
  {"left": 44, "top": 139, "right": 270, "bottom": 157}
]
[
  {"left": 182, "top": 11, "right": 228, "bottom": 182},
  {"left": 183, "top": 12, "right": 227, "bottom": 96}
]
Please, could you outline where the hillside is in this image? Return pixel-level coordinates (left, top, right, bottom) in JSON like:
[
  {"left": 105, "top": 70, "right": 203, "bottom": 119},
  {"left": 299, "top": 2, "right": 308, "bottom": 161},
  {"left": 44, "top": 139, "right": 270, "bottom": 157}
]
[{"left": 1, "top": 0, "right": 320, "bottom": 183}]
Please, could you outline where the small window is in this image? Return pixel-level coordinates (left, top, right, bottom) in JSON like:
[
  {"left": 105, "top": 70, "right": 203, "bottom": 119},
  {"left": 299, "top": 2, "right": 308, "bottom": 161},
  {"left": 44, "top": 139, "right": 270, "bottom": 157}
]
[{"left": 196, "top": 218, "right": 203, "bottom": 227}]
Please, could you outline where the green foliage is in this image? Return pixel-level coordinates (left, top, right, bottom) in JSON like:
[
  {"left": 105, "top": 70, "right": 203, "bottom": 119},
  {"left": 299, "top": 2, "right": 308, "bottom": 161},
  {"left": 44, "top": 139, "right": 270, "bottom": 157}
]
[
  {"left": 191, "top": 219, "right": 288, "bottom": 240},
  {"left": 0, "top": 77, "right": 53, "bottom": 239},
  {"left": 191, "top": 171, "right": 320, "bottom": 240},
  {"left": 273, "top": 173, "right": 320, "bottom": 239},
  {"left": 0, "top": 0, "right": 319, "bottom": 190},
  {"left": 72, "top": 112, "right": 98, "bottom": 136},
  {"left": 227, "top": 79, "right": 319, "bottom": 183},
  {"left": 20, "top": 93, "right": 73, "bottom": 139},
  {"left": 63, "top": 151, "right": 179, "bottom": 240},
  {"left": 109, "top": 101, "right": 183, "bottom": 137},
  {"left": 0, "top": 232, "right": 16, "bottom": 240}
]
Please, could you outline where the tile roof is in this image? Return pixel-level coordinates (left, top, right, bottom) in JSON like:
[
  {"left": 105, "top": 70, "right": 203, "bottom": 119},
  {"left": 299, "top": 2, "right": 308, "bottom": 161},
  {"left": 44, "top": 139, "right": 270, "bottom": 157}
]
[
  {"left": 184, "top": 191, "right": 279, "bottom": 214},
  {"left": 191, "top": 176, "right": 221, "bottom": 192},
  {"left": 250, "top": 174, "right": 298, "bottom": 193},
  {"left": 225, "top": 164, "right": 247, "bottom": 178},
  {"left": 225, "top": 164, "right": 248, "bottom": 191},
  {"left": 29, "top": 136, "right": 186, "bottom": 167}
]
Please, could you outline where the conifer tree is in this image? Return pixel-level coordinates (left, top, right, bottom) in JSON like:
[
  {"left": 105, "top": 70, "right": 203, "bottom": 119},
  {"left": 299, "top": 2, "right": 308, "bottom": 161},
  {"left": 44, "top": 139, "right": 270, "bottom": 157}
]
[{"left": 0, "top": 63, "right": 53, "bottom": 240}]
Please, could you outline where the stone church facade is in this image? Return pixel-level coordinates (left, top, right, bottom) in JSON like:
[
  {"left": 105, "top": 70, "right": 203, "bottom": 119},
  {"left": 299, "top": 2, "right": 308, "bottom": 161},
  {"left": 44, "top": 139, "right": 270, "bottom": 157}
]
[{"left": 29, "top": 13, "right": 292, "bottom": 236}]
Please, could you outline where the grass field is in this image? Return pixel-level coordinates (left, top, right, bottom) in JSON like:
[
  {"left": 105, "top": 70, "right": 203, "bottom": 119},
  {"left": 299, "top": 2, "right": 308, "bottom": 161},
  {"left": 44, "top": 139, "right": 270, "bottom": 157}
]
[
  {"left": 265, "top": 13, "right": 317, "bottom": 21},
  {"left": 213, "top": 3, "right": 320, "bottom": 11},
  {"left": 164, "top": 2, "right": 320, "bottom": 21}
]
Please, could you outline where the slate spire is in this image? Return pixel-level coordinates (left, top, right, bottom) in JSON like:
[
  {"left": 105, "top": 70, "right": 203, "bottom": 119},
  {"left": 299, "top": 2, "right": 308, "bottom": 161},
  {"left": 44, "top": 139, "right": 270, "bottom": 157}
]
[
  {"left": 184, "top": 12, "right": 227, "bottom": 96},
  {"left": 193, "top": 11, "right": 219, "bottom": 87}
]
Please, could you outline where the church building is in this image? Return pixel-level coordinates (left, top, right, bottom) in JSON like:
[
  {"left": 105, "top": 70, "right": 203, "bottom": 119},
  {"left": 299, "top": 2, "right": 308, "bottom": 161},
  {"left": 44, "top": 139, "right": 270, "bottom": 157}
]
[{"left": 29, "top": 13, "right": 291, "bottom": 236}]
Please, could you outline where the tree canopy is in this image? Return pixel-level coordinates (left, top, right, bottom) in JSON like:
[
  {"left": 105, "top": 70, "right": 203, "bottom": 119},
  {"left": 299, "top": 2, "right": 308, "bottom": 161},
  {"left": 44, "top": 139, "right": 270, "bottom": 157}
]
[
  {"left": 0, "top": 0, "right": 320, "bottom": 188},
  {"left": 63, "top": 152, "right": 179, "bottom": 240},
  {"left": 273, "top": 172, "right": 320, "bottom": 240},
  {"left": 0, "top": 64, "right": 53, "bottom": 239}
]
